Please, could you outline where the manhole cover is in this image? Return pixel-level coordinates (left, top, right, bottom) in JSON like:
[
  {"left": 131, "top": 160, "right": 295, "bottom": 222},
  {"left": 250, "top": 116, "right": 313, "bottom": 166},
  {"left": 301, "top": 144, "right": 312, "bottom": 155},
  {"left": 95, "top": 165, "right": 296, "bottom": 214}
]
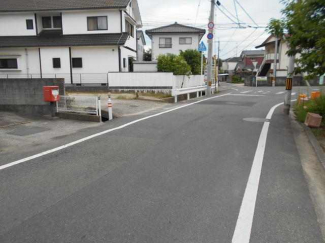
[{"left": 243, "top": 118, "right": 270, "bottom": 123}]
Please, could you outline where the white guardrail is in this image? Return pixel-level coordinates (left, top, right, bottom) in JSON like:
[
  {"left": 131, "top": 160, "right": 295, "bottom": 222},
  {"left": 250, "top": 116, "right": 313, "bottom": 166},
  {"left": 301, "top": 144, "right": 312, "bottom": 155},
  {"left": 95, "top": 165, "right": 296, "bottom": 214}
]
[{"left": 172, "top": 85, "right": 217, "bottom": 103}]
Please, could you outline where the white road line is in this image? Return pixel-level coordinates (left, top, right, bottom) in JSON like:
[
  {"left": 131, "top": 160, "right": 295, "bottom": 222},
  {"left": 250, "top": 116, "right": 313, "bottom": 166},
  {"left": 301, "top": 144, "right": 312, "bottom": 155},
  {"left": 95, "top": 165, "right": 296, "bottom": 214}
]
[
  {"left": 230, "top": 94, "right": 265, "bottom": 97},
  {"left": 276, "top": 91, "right": 286, "bottom": 95},
  {"left": 241, "top": 90, "right": 253, "bottom": 94},
  {"left": 0, "top": 93, "right": 233, "bottom": 172},
  {"left": 292, "top": 92, "right": 296, "bottom": 96},
  {"left": 232, "top": 88, "right": 239, "bottom": 91},
  {"left": 258, "top": 91, "right": 263, "bottom": 93},
  {"left": 232, "top": 102, "right": 283, "bottom": 243}
]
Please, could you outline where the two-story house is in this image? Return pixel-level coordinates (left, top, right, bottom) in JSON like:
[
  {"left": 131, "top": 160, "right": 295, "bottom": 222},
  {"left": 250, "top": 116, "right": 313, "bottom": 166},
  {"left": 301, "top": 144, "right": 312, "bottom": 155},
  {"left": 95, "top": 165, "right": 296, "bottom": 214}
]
[
  {"left": 235, "top": 50, "right": 265, "bottom": 73},
  {"left": 145, "top": 22, "right": 206, "bottom": 60},
  {"left": 0, "top": 0, "right": 142, "bottom": 84},
  {"left": 256, "top": 35, "right": 293, "bottom": 78}
]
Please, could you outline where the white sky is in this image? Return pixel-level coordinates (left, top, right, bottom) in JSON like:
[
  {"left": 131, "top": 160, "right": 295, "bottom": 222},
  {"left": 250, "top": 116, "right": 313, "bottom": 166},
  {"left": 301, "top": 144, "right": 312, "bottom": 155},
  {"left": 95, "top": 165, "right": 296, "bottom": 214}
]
[{"left": 137, "top": 0, "right": 284, "bottom": 59}]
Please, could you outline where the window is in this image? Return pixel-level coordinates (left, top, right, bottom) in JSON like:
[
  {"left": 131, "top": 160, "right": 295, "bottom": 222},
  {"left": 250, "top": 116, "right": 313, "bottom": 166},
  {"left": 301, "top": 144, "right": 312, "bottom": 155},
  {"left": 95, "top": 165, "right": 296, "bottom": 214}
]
[
  {"left": 125, "top": 21, "right": 134, "bottom": 37},
  {"left": 87, "top": 16, "right": 108, "bottom": 31},
  {"left": 42, "top": 17, "right": 52, "bottom": 28},
  {"left": 53, "top": 58, "right": 61, "bottom": 68},
  {"left": 179, "top": 37, "right": 192, "bottom": 45},
  {"left": 53, "top": 16, "right": 62, "bottom": 28},
  {"left": 26, "top": 19, "right": 34, "bottom": 30},
  {"left": 72, "top": 58, "right": 83, "bottom": 68},
  {"left": 0, "top": 59, "right": 18, "bottom": 69},
  {"left": 159, "top": 38, "right": 172, "bottom": 48},
  {"left": 123, "top": 58, "right": 126, "bottom": 68}
]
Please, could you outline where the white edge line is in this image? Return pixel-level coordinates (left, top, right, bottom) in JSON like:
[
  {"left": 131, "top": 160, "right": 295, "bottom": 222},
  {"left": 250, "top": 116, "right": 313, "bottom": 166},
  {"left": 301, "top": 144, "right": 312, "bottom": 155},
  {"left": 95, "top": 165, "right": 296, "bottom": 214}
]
[
  {"left": 232, "top": 102, "right": 282, "bottom": 243},
  {"left": 0, "top": 93, "right": 232, "bottom": 171}
]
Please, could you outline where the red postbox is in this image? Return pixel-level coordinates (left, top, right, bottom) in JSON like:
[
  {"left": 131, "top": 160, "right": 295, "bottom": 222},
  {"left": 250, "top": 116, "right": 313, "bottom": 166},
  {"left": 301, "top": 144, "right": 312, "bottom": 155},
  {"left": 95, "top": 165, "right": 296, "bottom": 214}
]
[{"left": 43, "top": 86, "right": 60, "bottom": 102}]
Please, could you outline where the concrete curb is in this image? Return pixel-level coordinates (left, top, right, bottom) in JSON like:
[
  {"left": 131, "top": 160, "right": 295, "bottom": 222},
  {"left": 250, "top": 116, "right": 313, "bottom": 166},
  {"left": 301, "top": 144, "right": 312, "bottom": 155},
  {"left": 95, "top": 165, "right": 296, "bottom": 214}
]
[
  {"left": 290, "top": 111, "right": 325, "bottom": 170},
  {"left": 303, "top": 125, "right": 325, "bottom": 170}
]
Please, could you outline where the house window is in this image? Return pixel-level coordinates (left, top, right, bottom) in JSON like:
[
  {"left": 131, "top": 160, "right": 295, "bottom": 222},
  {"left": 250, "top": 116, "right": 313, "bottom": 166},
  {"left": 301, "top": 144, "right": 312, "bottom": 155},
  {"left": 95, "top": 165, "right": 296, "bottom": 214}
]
[
  {"left": 123, "top": 58, "right": 126, "bottom": 68},
  {"left": 87, "top": 16, "right": 108, "bottom": 31},
  {"left": 53, "top": 16, "right": 62, "bottom": 28},
  {"left": 42, "top": 17, "right": 52, "bottom": 28},
  {"left": 179, "top": 37, "right": 192, "bottom": 45},
  {"left": 26, "top": 19, "right": 34, "bottom": 30},
  {"left": 159, "top": 38, "right": 172, "bottom": 48},
  {"left": 0, "top": 59, "right": 18, "bottom": 69},
  {"left": 72, "top": 58, "right": 83, "bottom": 68},
  {"left": 125, "top": 21, "right": 134, "bottom": 37},
  {"left": 53, "top": 58, "right": 61, "bottom": 68}
]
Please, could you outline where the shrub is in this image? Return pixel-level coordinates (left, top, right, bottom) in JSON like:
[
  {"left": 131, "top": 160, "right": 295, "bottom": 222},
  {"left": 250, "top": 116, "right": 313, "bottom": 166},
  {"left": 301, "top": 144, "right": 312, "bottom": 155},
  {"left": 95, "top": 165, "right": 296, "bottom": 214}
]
[
  {"left": 294, "top": 96, "right": 325, "bottom": 124},
  {"left": 180, "top": 50, "right": 201, "bottom": 75},
  {"left": 157, "top": 54, "right": 191, "bottom": 76},
  {"left": 232, "top": 75, "right": 243, "bottom": 83}
]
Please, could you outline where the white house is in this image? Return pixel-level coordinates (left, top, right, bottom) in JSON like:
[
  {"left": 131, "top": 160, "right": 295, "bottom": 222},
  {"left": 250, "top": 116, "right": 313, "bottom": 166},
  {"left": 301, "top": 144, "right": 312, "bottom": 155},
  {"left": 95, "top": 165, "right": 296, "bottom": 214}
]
[
  {"left": 256, "top": 35, "right": 296, "bottom": 78},
  {"left": 222, "top": 57, "right": 241, "bottom": 75},
  {"left": 0, "top": 0, "right": 142, "bottom": 84},
  {"left": 145, "top": 22, "right": 206, "bottom": 60},
  {"left": 136, "top": 30, "right": 146, "bottom": 61}
]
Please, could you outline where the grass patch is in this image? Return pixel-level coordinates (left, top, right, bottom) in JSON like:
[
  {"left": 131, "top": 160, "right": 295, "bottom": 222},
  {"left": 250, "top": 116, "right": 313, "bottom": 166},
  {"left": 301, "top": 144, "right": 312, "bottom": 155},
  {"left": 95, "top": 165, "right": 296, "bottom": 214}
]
[
  {"left": 294, "top": 96, "right": 325, "bottom": 125},
  {"left": 231, "top": 75, "right": 244, "bottom": 84}
]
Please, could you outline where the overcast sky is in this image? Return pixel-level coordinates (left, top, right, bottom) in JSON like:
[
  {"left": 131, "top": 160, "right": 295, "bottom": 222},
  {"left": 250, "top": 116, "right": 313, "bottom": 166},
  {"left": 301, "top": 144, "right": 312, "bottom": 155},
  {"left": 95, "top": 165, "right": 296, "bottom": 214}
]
[{"left": 137, "top": 0, "right": 284, "bottom": 59}]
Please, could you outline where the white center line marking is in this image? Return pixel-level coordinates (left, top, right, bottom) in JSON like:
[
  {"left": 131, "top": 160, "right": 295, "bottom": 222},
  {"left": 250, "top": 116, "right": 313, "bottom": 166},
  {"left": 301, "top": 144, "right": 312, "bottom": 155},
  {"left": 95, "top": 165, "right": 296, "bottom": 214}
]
[
  {"left": 241, "top": 90, "right": 253, "bottom": 94},
  {"left": 0, "top": 93, "right": 234, "bottom": 171},
  {"left": 232, "top": 102, "right": 283, "bottom": 243},
  {"left": 292, "top": 92, "right": 296, "bottom": 96},
  {"left": 276, "top": 91, "right": 286, "bottom": 95}
]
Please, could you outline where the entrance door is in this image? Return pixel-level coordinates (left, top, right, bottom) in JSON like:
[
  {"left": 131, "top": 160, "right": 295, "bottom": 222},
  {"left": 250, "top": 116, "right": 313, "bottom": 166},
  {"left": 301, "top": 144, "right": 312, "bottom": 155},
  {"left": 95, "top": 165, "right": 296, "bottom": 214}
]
[{"left": 128, "top": 57, "right": 134, "bottom": 72}]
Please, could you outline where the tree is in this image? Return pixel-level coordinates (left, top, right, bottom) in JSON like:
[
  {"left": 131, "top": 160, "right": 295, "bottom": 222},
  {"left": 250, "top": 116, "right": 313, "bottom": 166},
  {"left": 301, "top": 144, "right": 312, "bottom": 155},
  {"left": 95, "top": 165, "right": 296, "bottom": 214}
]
[
  {"left": 270, "top": 0, "right": 325, "bottom": 78},
  {"left": 143, "top": 49, "right": 152, "bottom": 61},
  {"left": 157, "top": 54, "right": 191, "bottom": 76},
  {"left": 180, "top": 50, "right": 201, "bottom": 75}
]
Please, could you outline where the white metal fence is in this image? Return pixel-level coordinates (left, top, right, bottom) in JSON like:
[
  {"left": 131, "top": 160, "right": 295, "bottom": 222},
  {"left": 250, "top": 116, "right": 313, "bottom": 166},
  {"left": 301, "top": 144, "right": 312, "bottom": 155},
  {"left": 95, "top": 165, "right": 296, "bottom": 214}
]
[{"left": 57, "top": 95, "right": 101, "bottom": 117}]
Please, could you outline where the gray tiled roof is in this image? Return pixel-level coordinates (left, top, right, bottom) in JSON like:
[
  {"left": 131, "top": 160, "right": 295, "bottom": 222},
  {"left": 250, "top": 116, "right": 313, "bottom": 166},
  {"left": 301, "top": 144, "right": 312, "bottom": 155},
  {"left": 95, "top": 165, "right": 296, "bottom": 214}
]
[
  {"left": 225, "top": 57, "right": 241, "bottom": 62},
  {"left": 240, "top": 50, "right": 265, "bottom": 57},
  {"left": 0, "top": 0, "right": 130, "bottom": 12},
  {"left": 146, "top": 22, "right": 206, "bottom": 38},
  {"left": 0, "top": 32, "right": 129, "bottom": 48}
]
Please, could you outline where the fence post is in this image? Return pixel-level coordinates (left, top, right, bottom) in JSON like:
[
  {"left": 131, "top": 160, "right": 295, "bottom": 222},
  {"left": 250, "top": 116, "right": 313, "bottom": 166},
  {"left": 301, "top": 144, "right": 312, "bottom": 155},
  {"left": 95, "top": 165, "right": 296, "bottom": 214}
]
[
  {"left": 80, "top": 74, "right": 82, "bottom": 85},
  {"left": 98, "top": 96, "right": 102, "bottom": 123},
  {"left": 56, "top": 101, "right": 59, "bottom": 113},
  {"left": 95, "top": 97, "right": 99, "bottom": 116},
  {"left": 107, "top": 95, "right": 113, "bottom": 121},
  {"left": 107, "top": 73, "right": 109, "bottom": 87},
  {"left": 187, "top": 93, "right": 190, "bottom": 100}
]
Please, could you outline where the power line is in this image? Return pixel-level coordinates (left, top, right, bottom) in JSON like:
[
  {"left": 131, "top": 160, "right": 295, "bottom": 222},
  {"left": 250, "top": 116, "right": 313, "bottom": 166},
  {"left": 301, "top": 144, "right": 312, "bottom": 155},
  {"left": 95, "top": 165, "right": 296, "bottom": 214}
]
[
  {"left": 235, "top": 0, "right": 259, "bottom": 27},
  {"left": 220, "top": 29, "right": 258, "bottom": 57},
  {"left": 194, "top": 0, "right": 202, "bottom": 26}
]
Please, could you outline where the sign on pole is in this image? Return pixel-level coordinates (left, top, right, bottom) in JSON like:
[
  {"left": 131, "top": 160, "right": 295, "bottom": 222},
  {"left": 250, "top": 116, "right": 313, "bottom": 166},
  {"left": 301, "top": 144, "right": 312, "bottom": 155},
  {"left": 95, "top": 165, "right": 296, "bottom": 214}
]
[
  {"left": 198, "top": 42, "right": 207, "bottom": 52},
  {"left": 208, "top": 22, "right": 215, "bottom": 29},
  {"left": 207, "top": 33, "right": 214, "bottom": 40}
]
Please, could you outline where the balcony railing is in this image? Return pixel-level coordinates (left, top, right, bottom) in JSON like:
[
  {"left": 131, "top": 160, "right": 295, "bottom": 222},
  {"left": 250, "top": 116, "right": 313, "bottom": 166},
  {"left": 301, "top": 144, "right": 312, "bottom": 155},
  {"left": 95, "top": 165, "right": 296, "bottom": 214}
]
[
  {"left": 159, "top": 44, "right": 172, "bottom": 48},
  {"left": 265, "top": 53, "right": 279, "bottom": 61}
]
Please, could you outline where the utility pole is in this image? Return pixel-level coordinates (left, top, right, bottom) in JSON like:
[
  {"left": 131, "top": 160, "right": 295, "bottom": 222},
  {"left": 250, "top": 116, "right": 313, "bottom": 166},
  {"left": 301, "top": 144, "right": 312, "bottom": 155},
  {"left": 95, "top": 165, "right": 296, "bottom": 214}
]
[
  {"left": 207, "top": 0, "right": 215, "bottom": 96},
  {"left": 216, "top": 39, "right": 220, "bottom": 92},
  {"left": 273, "top": 37, "right": 278, "bottom": 87},
  {"left": 284, "top": 55, "right": 295, "bottom": 114}
]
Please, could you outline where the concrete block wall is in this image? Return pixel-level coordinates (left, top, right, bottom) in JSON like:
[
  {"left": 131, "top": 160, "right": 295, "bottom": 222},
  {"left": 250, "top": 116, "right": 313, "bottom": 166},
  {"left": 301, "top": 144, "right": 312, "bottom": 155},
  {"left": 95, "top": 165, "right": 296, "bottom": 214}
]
[{"left": 0, "top": 78, "right": 65, "bottom": 115}]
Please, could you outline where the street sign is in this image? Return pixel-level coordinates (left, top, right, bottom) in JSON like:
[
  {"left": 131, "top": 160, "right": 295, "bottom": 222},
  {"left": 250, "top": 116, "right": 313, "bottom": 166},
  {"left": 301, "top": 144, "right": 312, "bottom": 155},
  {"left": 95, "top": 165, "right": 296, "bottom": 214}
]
[
  {"left": 207, "top": 33, "right": 214, "bottom": 40},
  {"left": 198, "top": 42, "right": 207, "bottom": 52},
  {"left": 208, "top": 22, "right": 215, "bottom": 29}
]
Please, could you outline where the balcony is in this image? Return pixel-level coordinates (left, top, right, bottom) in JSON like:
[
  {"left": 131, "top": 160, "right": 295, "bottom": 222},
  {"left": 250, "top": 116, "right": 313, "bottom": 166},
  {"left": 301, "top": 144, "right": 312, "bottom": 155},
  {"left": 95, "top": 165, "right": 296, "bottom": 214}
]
[
  {"left": 265, "top": 53, "right": 279, "bottom": 62},
  {"left": 159, "top": 44, "right": 172, "bottom": 48}
]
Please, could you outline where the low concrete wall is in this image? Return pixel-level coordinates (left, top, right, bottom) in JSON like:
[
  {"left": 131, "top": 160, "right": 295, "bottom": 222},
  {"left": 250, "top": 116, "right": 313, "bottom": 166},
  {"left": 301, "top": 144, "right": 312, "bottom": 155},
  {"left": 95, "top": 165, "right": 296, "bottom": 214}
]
[
  {"left": 244, "top": 76, "right": 311, "bottom": 87},
  {"left": 133, "top": 61, "right": 158, "bottom": 72},
  {"left": 0, "top": 78, "right": 65, "bottom": 115}
]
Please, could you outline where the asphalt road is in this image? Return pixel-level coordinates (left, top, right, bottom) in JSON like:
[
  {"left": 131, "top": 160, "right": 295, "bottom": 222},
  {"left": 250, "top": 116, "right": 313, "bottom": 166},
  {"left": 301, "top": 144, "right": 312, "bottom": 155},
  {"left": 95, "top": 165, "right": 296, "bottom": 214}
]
[{"left": 0, "top": 84, "right": 323, "bottom": 242}]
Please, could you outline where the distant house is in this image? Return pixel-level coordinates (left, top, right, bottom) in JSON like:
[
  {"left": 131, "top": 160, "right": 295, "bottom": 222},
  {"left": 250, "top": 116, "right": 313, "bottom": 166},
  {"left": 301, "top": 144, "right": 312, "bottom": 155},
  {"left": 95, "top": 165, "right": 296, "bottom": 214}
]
[
  {"left": 0, "top": 0, "right": 142, "bottom": 83},
  {"left": 256, "top": 35, "right": 294, "bottom": 78},
  {"left": 222, "top": 57, "right": 241, "bottom": 75},
  {"left": 235, "top": 50, "right": 265, "bottom": 73},
  {"left": 145, "top": 22, "right": 206, "bottom": 60},
  {"left": 137, "top": 30, "right": 146, "bottom": 61}
]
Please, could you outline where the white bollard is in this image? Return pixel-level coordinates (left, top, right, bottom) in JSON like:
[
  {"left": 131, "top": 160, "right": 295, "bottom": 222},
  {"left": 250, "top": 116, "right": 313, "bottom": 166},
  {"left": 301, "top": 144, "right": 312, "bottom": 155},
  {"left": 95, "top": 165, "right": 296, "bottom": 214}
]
[
  {"left": 187, "top": 93, "right": 190, "bottom": 100},
  {"left": 107, "top": 96, "right": 113, "bottom": 121}
]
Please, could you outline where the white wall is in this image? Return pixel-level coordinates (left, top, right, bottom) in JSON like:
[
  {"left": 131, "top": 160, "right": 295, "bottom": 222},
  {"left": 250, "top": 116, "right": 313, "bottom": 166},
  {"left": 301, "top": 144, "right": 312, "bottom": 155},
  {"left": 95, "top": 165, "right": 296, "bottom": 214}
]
[
  {"left": 134, "top": 62, "right": 157, "bottom": 72},
  {"left": 0, "top": 13, "right": 36, "bottom": 36},
  {"left": 137, "top": 42, "right": 144, "bottom": 61},
  {"left": 174, "top": 75, "right": 204, "bottom": 88},
  {"left": 0, "top": 48, "right": 40, "bottom": 78},
  {"left": 40, "top": 47, "right": 70, "bottom": 74},
  {"left": 108, "top": 72, "right": 174, "bottom": 87},
  {"left": 62, "top": 10, "right": 121, "bottom": 35},
  {"left": 152, "top": 33, "right": 200, "bottom": 59}
]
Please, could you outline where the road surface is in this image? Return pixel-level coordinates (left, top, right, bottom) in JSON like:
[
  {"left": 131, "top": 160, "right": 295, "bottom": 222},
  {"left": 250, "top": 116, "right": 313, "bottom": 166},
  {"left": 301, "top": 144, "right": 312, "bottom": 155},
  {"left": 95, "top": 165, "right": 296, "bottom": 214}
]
[{"left": 0, "top": 84, "right": 323, "bottom": 242}]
